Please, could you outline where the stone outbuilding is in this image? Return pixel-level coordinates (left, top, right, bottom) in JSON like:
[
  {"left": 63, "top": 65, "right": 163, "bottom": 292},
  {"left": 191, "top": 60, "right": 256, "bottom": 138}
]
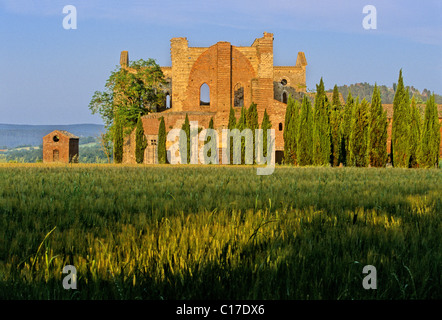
[{"left": 43, "top": 130, "right": 79, "bottom": 163}]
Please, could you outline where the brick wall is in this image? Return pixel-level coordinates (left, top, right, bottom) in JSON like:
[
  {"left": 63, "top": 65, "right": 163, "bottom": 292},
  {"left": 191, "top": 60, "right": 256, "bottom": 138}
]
[{"left": 43, "top": 131, "right": 78, "bottom": 163}]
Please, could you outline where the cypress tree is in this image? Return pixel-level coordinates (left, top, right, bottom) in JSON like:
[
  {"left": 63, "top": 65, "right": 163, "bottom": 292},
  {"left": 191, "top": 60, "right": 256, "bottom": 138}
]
[
  {"left": 246, "top": 102, "right": 259, "bottom": 162},
  {"left": 418, "top": 93, "right": 440, "bottom": 168},
  {"left": 228, "top": 106, "right": 237, "bottom": 164},
  {"left": 236, "top": 106, "right": 247, "bottom": 164},
  {"left": 312, "top": 78, "right": 331, "bottom": 166},
  {"left": 332, "top": 84, "right": 341, "bottom": 110},
  {"left": 341, "top": 91, "right": 354, "bottom": 166},
  {"left": 180, "top": 113, "right": 190, "bottom": 164},
  {"left": 261, "top": 109, "right": 272, "bottom": 158},
  {"left": 114, "top": 116, "right": 124, "bottom": 164},
  {"left": 284, "top": 96, "right": 300, "bottom": 164},
  {"left": 283, "top": 97, "right": 295, "bottom": 163},
  {"left": 408, "top": 96, "right": 421, "bottom": 168},
  {"left": 349, "top": 98, "right": 369, "bottom": 167},
  {"left": 330, "top": 84, "right": 342, "bottom": 166},
  {"left": 391, "top": 69, "right": 411, "bottom": 167},
  {"left": 135, "top": 115, "right": 147, "bottom": 164},
  {"left": 368, "top": 84, "right": 388, "bottom": 167},
  {"left": 205, "top": 117, "right": 214, "bottom": 159},
  {"left": 158, "top": 116, "right": 167, "bottom": 164},
  {"left": 297, "top": 95, "right": 313, "bottom": 166}
]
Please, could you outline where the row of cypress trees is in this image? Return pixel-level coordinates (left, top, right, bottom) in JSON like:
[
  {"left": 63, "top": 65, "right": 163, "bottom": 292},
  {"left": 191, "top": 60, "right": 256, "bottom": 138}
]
[
  {"left": 391, "top": 70, "right": 440, "bottom": 168},
  {"left": 283, "top": 71, "right": 440, "bottom": 168},
  {"left": 153, "top": 103, "right": 273, "bottom": 165},
  {"left": 227, "top": 103, "right": 272, "bottom": 164},
  {"left": 117, "top": 70, "right": 439, "bottom": 167}
]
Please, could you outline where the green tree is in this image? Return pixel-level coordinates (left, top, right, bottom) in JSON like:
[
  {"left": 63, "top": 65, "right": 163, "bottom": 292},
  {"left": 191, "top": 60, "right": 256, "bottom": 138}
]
[
  {"left": 418, "top": 94, "right": 440, "bottom": 168},
  {"left": 283, "top": 96, "right": 295, "bottom": 163},
  {"left": 89, "top": 59, "right": 166, "bottom": 153},
  {"left": 330, "top": 84, "right": 343, "bottom": 166},
  {"left": 408, "top": 96, "right": 421, "bottom": 168},
  {"left": 236, "top": 106, "right": 247, "bottom": 164},
  {"left": 286, "top": 97, "right": 301, "bottom": 165},
  {"left": 228, "top": 106, "right": 237, "bottom": 164},
  {"left": 180, "top": 114, "right": 191, "bottom": 164},
  {"left": 297, "top": 95, "right": 314, "bottom": 166},
  {"left": 340, "top": 91, "right": 354, "bottom": 166},
  {"left": 391, "top": 69, "right": 411, "bottom": 167},
  {"left": 158, "top": 116, "right": 167, "bottom": 164},
  {"left": 261, "top": 109, "right": 272, "bottom": 158},
  {"left": 113, "top": 115, "right": 124, "bottom": 164},
  {"left": 312, "top": 78, "right": 331, "bottom": 166},
  {"left": 349, "top": 98, "right": 369, "bottom": 167},
  {"left": 332, "top": 84, "right": 341, "bottom": 110},
  {"left": 368, "top": 84, "right": 388, "bottom": 167},
  {"left": 205, "top": 117, "right": 214, "bottom": 160},
  {"left": 246, "top": 102, "right": 259, "bottom": 162},
  {"left": 135, "top": 115, "right": 147, "bottom": 164}
]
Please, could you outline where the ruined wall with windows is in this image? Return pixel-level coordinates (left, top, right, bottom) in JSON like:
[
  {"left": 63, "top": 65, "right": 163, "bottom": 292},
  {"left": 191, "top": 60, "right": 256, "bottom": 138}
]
[{"left": 121, "top": 32, "right": 308, "bottom": 164}]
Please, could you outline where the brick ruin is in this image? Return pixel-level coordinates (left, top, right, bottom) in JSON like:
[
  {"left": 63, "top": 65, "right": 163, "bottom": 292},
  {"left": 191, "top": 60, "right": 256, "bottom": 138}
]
[
  {"left": 43, "top": 130, "right": 79, "bottom": 163},
  {"left": 122, "top": 32, "right": 307, "bottom": 164},
  {"left": 120, "top": 32, "right": 442, "bottom": 164}
]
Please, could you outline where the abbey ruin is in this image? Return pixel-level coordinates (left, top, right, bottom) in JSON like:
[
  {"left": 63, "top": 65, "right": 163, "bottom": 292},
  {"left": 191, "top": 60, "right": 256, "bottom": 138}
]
[
  {"left": 121, "top": 32, "right": 307, "bottom": 164},
  {"left": 120, "top": 32, "right": 442, "bottom": 164}
]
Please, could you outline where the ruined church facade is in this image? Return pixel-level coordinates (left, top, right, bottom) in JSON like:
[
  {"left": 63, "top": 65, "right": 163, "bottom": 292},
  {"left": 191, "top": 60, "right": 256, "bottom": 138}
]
[{"left": 121, "top": 32, "right": 307, "bottom": 164}]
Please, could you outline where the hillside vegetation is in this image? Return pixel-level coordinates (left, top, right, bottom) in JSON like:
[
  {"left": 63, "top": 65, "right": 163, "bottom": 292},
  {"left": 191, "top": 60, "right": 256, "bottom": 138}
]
[{"left": 327, "top": 82, "right": 442, "bottom": 104}]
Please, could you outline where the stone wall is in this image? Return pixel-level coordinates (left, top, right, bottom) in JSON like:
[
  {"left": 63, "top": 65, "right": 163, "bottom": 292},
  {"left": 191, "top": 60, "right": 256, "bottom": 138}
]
[{"left": 43, "top": 130, "right": 78, "bottom": 163}]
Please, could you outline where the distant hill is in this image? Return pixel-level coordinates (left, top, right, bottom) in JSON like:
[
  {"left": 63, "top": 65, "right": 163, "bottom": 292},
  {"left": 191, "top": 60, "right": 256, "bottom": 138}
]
[
  {"left": 327, "top": 83, "right": 442, "bottom": 104},
  {"left": 0, "top": 124, "right": 105, "bottom": 148}
]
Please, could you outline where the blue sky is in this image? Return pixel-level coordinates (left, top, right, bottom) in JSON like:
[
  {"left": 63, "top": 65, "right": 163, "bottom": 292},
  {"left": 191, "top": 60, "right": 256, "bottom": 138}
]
[{"left": 0, "top": 0, "right": 441, "bottom": 125}]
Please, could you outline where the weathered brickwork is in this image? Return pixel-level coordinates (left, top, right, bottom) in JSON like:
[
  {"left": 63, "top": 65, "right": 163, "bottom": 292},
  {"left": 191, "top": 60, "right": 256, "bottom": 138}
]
[
  {"left": 121, "top": 32, "right": 307, "bottom": 163},
  {"left": 120, "top": 32, "right": 442, "bottom": 164},
  {"left": 43, "top": 130, "right": 79, "bottom": 163}
]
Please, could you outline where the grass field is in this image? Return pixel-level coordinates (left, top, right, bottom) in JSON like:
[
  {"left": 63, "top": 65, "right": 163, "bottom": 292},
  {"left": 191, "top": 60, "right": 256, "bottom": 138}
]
[{"left": 0, "top": 164, "right": 440, "bottom": 299}]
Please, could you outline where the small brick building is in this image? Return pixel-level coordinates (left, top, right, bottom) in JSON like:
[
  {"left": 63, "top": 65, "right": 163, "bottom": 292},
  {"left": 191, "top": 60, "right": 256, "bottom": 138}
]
[{"left": 43, "top": 130, "right": 79, "bottom": 163}]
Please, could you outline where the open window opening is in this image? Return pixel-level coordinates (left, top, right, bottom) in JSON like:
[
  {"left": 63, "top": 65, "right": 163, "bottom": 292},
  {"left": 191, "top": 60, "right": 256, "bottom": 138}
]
[
  {"left": 200, "top": 83, "right": 210, "bottom": 106},
  {"left": 166, "top": 93, "right": 171, "bottom": 109},
  {"left": 282, "top": 92, "right": 288, "bottom": 104},
  {"left": 234, "top": 83, "right": 244, "bottom": 108}
]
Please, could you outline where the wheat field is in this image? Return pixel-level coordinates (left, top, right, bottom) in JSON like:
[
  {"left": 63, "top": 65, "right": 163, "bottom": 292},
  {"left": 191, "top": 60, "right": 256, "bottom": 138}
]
[{"left": 0, "top": 164, "right": 440, "bottom": 299}]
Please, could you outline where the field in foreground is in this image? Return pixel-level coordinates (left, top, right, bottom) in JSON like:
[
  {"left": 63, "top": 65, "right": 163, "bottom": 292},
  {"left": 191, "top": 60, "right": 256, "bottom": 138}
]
[{"left": 0, "top": 164, "right": 440, "bottom": 299}]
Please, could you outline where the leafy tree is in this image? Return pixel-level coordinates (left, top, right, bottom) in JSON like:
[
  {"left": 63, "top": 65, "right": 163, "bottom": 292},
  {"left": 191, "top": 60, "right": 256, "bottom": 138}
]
[
  {"left": 408, "top": 96, "right": 421, "bottom": 168},
  {"left": 99, "top": 132, "right": 112, "bottom": 164},
  {"left": 312, "top": 78, "right": 331, "bottom": 166},
  {"left": 114, "top": 115, "right": 124, "bottom": 164},
  {"left": 205, "top": 117, "right": 214, "bottom": 160},
  {"left": 330, "top": 84, "right": 343, "bottom": 166},
  {"left": 368, "top": 84, "right": 388, "bottom": 167},
  {"left": 135, "top": 115, "right": 148, "bottom": 164},
  {"left": 340, "top": 91, "right": 354, "bottom": 166},
  {"left": 180, "top": 114, "right": 191, "bottom": 164},
  {"left": 349, "top": 98, "right": 369, "bottom": 167},
  {"left": 391, "top": 69, "right": 411, "bottom": 167},
  {"left": 228, "top": 106, "right": 237, "bottom": 164},
  {"left": 283, "top": 96, "right": 300, "bottom": 164},
  {"left": 89, "top": 59, "right": 166, "bottom": 153},
  {"left": 418, "top": 94, "right": 440, "bottom": 168},
  {"left": 236, "top": 106, "right": 247, "bottom": 164},
  {"left": 158, "top": 116, "right": 167, "bottom": 164},
  {"left": 297, "top": 95, "right": 314, "bottom": 166},
  {"left": 261, "top": 109, "right": 272, "bottom": 158},
  {"left": 332, "top": 84, "right": 341, "bottom": 110},
  {"left": 246, "top": 102, "right": 259, "bottom": 162},
  {"left": 283, "top": 96, "right": 295, "bottom": 163}
]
